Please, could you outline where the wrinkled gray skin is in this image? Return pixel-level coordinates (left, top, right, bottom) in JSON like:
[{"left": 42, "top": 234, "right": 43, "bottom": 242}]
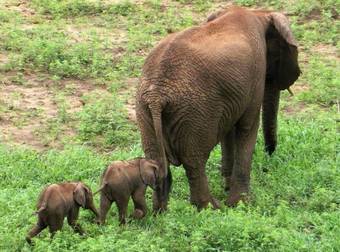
[
  {"left": 96, "top": 158, "right": 160, "bottom": 225},
  {"left": 135, "top": 6, "right": 300, "bottom": 211},
  {"left": 26, "top": 182, "right": 98, "bottom": 244}
]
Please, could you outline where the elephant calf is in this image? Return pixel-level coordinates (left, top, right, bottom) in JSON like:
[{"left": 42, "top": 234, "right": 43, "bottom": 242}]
[
  {"left": 26, "top": 182, "right": 98, "bottom": 244},
  {"left": 96, "top": 158, "right": 159, "bottom": 225}
]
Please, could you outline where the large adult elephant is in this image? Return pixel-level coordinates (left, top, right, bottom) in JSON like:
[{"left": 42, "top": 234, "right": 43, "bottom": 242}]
[{"left": 135, "top": 6, "right": 300, "bottom": 211}]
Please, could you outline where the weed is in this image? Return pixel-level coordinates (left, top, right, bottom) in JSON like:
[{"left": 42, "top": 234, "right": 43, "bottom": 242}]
[{"left": 77, "top": 91, "right": 138, "bottom": 149}]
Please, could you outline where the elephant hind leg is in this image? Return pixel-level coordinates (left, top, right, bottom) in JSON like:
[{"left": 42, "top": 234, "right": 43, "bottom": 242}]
[
  {"left": 98, "top": 194, "right": 112, "bottom": 225},
  {"left": 227, "top": 112, "right": 260, "bottom": 207},
  {"left": 183, "top": 157, "right": 220, "bottom": 210},
  {"left": 221, "top": 127, "right": 235, "bottom": 191},
  {"left": 48, "top": 214, "right": 64, "bottom": 238},
  {"left": 26, "top": 218, "right": 47, "bottom": 244}
]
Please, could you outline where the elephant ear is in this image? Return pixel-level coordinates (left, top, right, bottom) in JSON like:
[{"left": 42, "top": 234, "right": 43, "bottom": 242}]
[
  {"left": 140, "top": 159, "right": 159, "bottom": 190},
  {"left": 73, "top": 183, "right": 86, "bottom": 208},
  {"left": 268, "top": 12, "right": 301, "bottom": 90}
]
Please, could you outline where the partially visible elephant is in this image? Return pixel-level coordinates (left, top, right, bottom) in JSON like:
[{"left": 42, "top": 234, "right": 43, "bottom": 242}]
[{"left": 135, "top": 6, "right": 300, "bottom": 211}]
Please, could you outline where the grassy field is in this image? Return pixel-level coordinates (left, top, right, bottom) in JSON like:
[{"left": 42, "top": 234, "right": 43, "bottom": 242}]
[{"left": 0, "top": 0, "right": 339, "bottom": 251}]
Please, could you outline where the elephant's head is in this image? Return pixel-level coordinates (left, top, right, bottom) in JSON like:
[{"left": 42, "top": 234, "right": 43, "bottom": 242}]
[
  {"left": 140, "top": 159, "right": 160, "bottom": 190},
  {"left": 259, "top": 11, "right": 301, "bottom": 155}
]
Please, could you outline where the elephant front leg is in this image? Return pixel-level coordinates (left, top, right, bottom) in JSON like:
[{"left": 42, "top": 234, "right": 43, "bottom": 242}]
[
  {"left": 132, "top": 187, "right": 147, "bottom": 219},
  {"left": 116, "top": 197, "right": 129, "bottom": 225},
  {"left": 221, "top": 127, "right": 235, "bottom": 191},
  {"left": 227, "top": 116, "right": 260, "bottom": 207},
  {"left": 183, "top": 158, "right": 220, "bottom": 210},
  {"left": 67, "top": 207, "right": 84, "bottom": 235}
]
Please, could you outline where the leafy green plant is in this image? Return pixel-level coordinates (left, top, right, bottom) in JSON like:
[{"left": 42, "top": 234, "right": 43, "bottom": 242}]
[
  {"left": 31, "top": 0, "right": 105, "bottom": 18},
  {"left": 77, "top": 92, "right": 138, "bottom": 148},
  {"left": 2, "top": 27, "right": 117, "bottom": 79}
]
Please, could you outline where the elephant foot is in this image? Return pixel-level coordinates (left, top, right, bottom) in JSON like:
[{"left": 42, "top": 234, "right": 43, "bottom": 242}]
[
  {"left": 96, "top": 218, "right": 106, "bottom": 225},
  {"left": 210, "top": 197, "right": 221, "bottom": 209},
  {"left": 152, "top": 199, "right": 167, "bottom": 213},
  {"left": 265, "top": 143, "right": 276, "bottom": 156},
  {"left": 192, "top": 196, "right": 221, "bottom": 210},
  {"left": 226, "top": 188, "right": 249, "bottom": 207},
  {"left": 25, "top": 236, "right": 33, "bottom": 245},
  {"left": 152, "top": 203, "right": 167, "bottom": 214},
  {"left": 132, "top": 209, "right": 146, "bottom": 219},
  {"left": 223, "top": 176, "right": 231, "bottom": 191}
]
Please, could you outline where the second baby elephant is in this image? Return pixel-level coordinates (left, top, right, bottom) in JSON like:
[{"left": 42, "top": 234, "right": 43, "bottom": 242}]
[
  {"left": 26, "top": 182, "right": 98, "bottom": 244},
  {"left": 96, "top": 158, "right": 160, "bottom": 225}
]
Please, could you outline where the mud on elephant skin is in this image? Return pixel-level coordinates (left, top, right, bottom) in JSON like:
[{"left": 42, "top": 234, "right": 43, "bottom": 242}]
[
  {"left": 95, "top": 158, "right": 160, "bottom": 225},
  {"left": 136, "top": 6, "right": 300, "bottom": 210},
  {"left": 26, "top": 182, "right": 99, "bottom": 244}
]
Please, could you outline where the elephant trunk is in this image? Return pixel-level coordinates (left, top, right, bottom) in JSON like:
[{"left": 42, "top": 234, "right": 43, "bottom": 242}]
[{"left": 262, "top": 84, "right": 280, "bottom": 155}]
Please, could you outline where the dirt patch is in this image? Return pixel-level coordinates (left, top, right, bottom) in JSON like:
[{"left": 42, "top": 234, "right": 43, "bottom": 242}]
[
  {"left": 118, "top": 77, "right": 138, "bottom": 122},
  {"left": 291, "top": 83, "right": 310, "bottom": 93},
  {"left": 65, "top": 23, "right": 128, "bottom": 44},
  {"left": 0, "top": 72, "right": 102, "bottom": 150},
  {"left": 312, "top": 44, "right": 340, "bottom": 61},
  {"left": 4, "top": 0, "right": 36, "bottom": 18},
  {"left": 282, "top": 102, "right": 308, "bottom": 115},
  {"left": 0, "top": 83, "right": 57, "bottom": 150},
  {"left": 304, "top": 8, "right": 322, "bottom": 21},
  {"left": 0, "top": 53, "right": 9, "bottom": 65}
]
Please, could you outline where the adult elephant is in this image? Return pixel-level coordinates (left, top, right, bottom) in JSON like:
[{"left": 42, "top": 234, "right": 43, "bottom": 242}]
[{"left": 135, "top": 6, "right": 300, "bottom": 211}]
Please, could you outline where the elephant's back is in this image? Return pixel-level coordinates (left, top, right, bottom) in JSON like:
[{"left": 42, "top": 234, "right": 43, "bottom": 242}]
[{"left": 104, "top": 162, "right": 134, "bottom": 192}]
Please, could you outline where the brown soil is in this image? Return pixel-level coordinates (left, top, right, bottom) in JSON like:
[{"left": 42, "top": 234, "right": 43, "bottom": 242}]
[
  {"left": 0, "top": 71, "right": 102, "bottom": 150},
  {"left": 291, "top": 83, "right": 310, "bottom": 93},
  {"left": 282, "top": 102, "right": 308, "bottom": 115},
  {"left": 305, "top": 8, "right": 322, "bottom": 21},
  {"left": 312, "top": 44, "right": 340, "bottom": 61},
  {"left": 118, "top": 77, "right": 139, "bottom": 122},
  {"left": 4, "top": 0, "right": 36, "bottom": 18}
]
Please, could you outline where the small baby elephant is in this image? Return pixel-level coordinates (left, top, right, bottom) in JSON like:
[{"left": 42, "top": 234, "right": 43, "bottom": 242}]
[
  {"left": 26, "top": 182, "right": 98, "bottom": 244},
  {"left": 96, "top": 158, "right": 159, "bottom": 225}
]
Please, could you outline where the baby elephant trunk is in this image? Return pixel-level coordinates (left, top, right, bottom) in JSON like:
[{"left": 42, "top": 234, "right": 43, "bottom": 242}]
[
  {"left": 88, "top": 201, "right": 99, "bottom": 218},
  {"left": 154, "top": 169, "right": 172, "bottom": 213}
]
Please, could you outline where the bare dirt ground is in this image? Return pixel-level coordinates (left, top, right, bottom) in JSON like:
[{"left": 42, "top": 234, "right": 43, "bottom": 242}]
[
  {"left": 312, "top": 44, "right": 339, "bottom": 61},
  {"left": 0, "top": 70, "right": 104, "bottom": 150},
  {"left": 118, "top": 77, "right": 138, "bottom": 122}
]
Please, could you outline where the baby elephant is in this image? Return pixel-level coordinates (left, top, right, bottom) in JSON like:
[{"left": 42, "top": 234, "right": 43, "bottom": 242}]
[
  {"left": 26, "top": 182, "right": 98, "bottom": 244},
  {"left": 96, "top": 158, "right": 159, "bottom": 225}
]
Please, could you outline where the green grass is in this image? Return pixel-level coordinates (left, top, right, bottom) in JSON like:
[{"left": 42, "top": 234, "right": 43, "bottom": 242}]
[{"left": 0, "top": 0, "right": 339, "bottom": 251}]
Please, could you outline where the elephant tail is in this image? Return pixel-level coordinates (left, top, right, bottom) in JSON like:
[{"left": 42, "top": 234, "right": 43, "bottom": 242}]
[
  {"left": 93, "top": 182, "right": 107, "bottom": 196},
  {"left": 34, "top": 203, "right": 47, "bottom": 215},
  {"left": 149, "top": 104, "right": 168, "bottom": 179}
]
